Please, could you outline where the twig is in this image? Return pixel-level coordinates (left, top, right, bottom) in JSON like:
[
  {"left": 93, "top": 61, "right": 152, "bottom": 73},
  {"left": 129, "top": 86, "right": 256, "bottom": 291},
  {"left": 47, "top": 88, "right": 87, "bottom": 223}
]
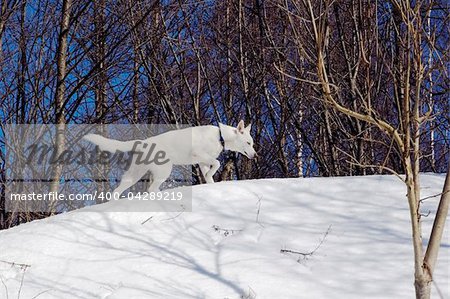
[
  {"left": 161, "top": 205, "right": 185, "bottom": 222},
  {"left": 0, "top": 260, "right": 31, "bottom": 270},
  {"left": 255, "top": 196, "right": 264, "bottom": 227},
  {"left": 418, "top": 191, "right": 448, "bottom": 218},
  {"left": 140, "top": 216, "right": 153, "bottom": 225},
  {"left": 420, "top": 210, "right": 431, "bottom": 218},
  {"left": 420, "top": 190, "right": 449, "bottom": 203},
  {"left": 241, "top": 286, "right": 257, "bottom": 299},
  {"left": 281, "top": 225, "right": 332, "bottom": 262},
  {"left": 0, "top": 275, "right": 8, "bottom": 299},
  {"left": 432, "top": 278, "right": 445, "bottom": 299},
  {"left": 31, "top": 289, "right": 52, "bottom": 299},
  {"left": 0, "top": 260, "right": 31, "bottom": 299},
  {"left": 17, "top": 271, "right": 25, "bottom": 299},
  {"left": 212, "top": 225, "right": 243, "bottom": 237}
]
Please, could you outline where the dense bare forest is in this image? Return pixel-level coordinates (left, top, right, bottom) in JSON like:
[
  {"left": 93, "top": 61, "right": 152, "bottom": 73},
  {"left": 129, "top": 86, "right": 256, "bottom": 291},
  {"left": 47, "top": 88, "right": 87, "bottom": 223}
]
[
  {"left": 0, "top": 1, "right": 449, "bottom": 297},
  {"left": 1, "top": 0, "right": 448, "bottom": 176}
]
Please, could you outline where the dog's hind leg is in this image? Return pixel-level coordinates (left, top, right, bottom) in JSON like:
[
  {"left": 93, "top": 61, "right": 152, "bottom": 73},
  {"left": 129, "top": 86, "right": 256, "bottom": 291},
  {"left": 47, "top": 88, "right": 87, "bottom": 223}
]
[
  {"left": 147, "top": 162, "right": 172, "bottom": 192},
  {"left": 113, "top": 164, "right": 148, "bottom": 197}
]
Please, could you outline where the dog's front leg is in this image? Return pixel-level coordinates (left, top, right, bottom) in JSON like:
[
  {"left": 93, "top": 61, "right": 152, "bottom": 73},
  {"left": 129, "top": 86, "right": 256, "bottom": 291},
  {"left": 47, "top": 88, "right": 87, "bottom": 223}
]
[
  {"left": 205, "top": 160, "right": 220, "bottom": 183},
  {"left": 199, "top": 163, "right": 213, "bottom": 184},
  {"left": 199, "top": 160, "right": 220, "bottom": 184}
]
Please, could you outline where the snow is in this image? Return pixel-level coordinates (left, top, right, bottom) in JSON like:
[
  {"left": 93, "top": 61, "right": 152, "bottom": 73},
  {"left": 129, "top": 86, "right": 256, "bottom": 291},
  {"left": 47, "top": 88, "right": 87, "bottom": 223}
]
[{"left": 0, "top": 174, "right": 449, "bottom": 299}]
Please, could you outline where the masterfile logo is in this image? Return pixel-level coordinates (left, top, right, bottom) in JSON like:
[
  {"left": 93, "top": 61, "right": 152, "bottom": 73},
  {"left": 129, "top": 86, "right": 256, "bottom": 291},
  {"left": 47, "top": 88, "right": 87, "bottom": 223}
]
[{"left": 4, "top": 124, "right": 192, "bottom": 213}]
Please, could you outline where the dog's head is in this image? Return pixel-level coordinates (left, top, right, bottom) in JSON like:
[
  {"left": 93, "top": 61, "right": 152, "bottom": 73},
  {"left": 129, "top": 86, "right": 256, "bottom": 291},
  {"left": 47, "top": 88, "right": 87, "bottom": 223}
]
[{"left": 220, "top": 120, "right": 256, "bottom": 159}]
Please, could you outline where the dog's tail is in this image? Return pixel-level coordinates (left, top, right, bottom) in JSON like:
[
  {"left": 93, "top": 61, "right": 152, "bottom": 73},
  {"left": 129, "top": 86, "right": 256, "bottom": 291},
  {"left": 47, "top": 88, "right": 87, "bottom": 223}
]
[{"left": 83, "top": 134, "right": 136, "bottom": 152}]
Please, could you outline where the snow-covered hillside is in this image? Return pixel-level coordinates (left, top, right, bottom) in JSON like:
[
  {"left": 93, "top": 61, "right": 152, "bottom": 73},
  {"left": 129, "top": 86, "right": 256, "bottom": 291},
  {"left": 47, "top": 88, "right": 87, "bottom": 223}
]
[{"left": 0, "top": 175, "right": 449, "bottom": 299}]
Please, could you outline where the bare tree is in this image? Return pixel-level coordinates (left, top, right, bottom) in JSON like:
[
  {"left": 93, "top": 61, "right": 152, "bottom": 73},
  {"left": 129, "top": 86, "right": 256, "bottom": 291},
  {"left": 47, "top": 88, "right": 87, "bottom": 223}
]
[
  {"left": 279, "top": 1, "right": 448, "bottom": 297},
  {"left": 49, "top": 0, "right": 72, "bottom": 208}
]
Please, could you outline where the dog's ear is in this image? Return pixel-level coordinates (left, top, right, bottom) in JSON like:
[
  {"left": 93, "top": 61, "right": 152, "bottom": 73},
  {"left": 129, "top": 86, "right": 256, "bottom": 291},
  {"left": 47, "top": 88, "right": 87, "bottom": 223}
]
[
  {"left": 245, "top": 123, "right": 251, "bottom": 132},
  {"left": 237, "top": 120, "right": 245, "bottom": 133}
]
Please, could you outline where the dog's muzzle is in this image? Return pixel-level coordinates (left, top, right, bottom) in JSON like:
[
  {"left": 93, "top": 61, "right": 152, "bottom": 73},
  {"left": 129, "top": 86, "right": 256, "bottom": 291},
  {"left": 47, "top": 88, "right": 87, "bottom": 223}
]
[{"left": 244, "top": 151, "right": 257, "bottom": 159}]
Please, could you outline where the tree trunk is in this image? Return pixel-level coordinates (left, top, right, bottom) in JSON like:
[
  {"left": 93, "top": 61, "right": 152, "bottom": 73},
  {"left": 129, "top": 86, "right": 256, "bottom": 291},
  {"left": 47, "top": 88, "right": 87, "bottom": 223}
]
[
  {"left": 49, "top": 0, "right": 71, "bottom": 211},
  {"left": 419, "top": 160, "right": 450, "bottom": 299},
  {"left": 414, "top": 276, "right": 431, "bottom": 299},
  {"left": 94, "top": 0, "right": 108, "bottom": 198}
]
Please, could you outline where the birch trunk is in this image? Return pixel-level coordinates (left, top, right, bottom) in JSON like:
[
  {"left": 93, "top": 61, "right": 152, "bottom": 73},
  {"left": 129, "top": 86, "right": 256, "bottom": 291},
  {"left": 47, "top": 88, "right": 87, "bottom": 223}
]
[{"left": 49, "top": 0, "right": 71, "bottom": 213}]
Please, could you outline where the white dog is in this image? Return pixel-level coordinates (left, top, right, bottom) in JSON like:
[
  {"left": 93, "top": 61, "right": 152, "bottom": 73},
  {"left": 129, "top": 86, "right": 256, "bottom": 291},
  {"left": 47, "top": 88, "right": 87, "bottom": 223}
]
[{"left": 83, "top": 120, "right": 256, "bottom": 195}]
